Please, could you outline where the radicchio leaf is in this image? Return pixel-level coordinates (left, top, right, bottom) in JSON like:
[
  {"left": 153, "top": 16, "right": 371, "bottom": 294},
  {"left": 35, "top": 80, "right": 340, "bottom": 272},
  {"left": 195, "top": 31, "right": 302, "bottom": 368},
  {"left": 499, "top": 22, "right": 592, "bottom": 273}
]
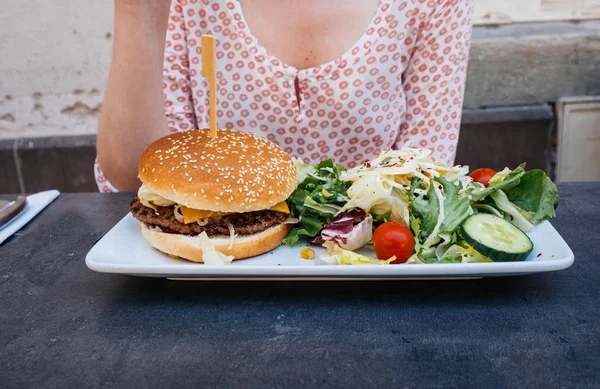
[
  {"left": 308, "top": 235, "right": 326, "bottom": 245},
  {"left": 320, "top": 209, "right": 373, "bottom": 251}
]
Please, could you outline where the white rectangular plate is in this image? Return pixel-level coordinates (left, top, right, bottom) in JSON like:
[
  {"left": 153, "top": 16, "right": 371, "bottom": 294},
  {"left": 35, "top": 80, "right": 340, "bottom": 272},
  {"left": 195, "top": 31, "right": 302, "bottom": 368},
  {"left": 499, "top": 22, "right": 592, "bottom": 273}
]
[{"left": 86, "top": 214, "right": 574, "bottom": 280}]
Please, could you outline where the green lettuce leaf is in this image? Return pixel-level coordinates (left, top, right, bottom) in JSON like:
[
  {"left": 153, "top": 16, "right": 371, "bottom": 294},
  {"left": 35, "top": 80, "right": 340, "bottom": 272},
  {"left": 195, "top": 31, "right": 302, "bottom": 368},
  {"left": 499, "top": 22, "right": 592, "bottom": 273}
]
[
  {"left": 284, "top": 159, "right": 350, "bottom": 246},
  {"left": 470, "top": 163, "right": 526, "bottom": 202},
  {"left": 435, "top": 176, "right": 471, "bottom": 233},
  {"left": 303, "top": 197, "right": 341, "bottom": 215},
  {"left": 283, "top": 228, "right": 302, "bottom": 246},
  {"left": 371, "top": 209, "right": 392, "bottom": 223},
  {"left": 410, "top": 176, "right": 471, "bottom": 245},
  {"left": 488, "top": 167, "right": 511, "bottom": 186},
  {"left": 283, "top": 212, "right": 325, "bottom": 246},
  {"left": 410, "top": 182, "right": 439, "bottom": 243},
  {"left": 294, "top": 158, "right": 314, "bottom": 184},
  {"left": 409, "top": 214, "right": 422, "bottom": 251},
  {"left": 504, "top": 170, "right": 558, "bottom": 222}
]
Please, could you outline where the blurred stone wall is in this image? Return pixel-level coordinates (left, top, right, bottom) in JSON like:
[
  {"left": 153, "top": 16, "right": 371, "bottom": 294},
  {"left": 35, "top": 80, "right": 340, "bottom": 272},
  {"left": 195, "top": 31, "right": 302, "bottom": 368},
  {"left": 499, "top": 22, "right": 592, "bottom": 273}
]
[{"left": 0, "top": 1, "right": 112, "bottom": 140}]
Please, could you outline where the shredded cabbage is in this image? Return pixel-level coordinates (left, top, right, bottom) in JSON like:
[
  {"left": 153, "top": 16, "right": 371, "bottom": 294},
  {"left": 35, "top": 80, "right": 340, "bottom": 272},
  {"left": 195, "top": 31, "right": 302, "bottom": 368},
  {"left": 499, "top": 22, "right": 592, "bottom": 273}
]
[
  {"left": 320, "top": 242, "right": 395, "bottom": 265},
  {"left": 444, "top": 165, "right": 470, "bottom": 182},
  {"left": 198, "top": 232, "right": 234, "bottom": 265},
  {"left": 436, "top": 244, "right": 491, "bottom": 263},
  {"left": 339, "top": 146, "right": 469, "bottom": 227},
  {"left": 342, "top": 174, "right": 410, "bottom": 225},
  {"left": 412, "top": 243, "right": 492, "bottom": 264}
]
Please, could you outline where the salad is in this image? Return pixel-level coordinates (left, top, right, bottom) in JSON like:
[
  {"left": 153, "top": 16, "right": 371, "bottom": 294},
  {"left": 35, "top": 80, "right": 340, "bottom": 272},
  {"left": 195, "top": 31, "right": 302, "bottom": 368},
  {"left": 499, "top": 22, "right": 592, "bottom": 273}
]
[{"left": 285, "top": 146, "right": 558, "bottom": 265}]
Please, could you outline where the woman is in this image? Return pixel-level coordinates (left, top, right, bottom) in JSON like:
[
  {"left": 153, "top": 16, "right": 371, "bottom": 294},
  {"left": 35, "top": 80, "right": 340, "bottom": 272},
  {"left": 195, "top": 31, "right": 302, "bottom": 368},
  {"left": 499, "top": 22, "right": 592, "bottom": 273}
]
[{"left": 96, "top": 0, "right": 473, "bottom": 192}]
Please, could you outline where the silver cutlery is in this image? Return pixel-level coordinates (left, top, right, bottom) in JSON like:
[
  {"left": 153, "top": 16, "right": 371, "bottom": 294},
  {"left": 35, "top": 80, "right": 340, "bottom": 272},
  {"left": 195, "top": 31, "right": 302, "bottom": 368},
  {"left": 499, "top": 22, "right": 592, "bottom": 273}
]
[{"left": 0, "top": 196, "right": 27, "bottom": 228}]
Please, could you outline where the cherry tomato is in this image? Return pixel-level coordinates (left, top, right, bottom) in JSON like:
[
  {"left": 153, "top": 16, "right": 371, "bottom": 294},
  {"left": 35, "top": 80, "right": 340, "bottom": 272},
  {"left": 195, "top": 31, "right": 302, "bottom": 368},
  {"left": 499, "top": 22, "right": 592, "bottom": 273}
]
[
  {"left": 470, "top": 168, "right": 496, "bottom": 187},
  {"left": 372, "top": 222, "right": 415, "bottom": 264}
]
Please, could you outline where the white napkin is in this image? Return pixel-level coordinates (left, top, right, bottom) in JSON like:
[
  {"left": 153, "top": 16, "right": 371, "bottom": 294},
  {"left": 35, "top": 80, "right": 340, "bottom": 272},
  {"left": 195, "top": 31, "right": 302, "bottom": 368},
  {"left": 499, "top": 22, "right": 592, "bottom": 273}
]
[{"left": 0, "top": 190, "right": 60, "bottom": 245}]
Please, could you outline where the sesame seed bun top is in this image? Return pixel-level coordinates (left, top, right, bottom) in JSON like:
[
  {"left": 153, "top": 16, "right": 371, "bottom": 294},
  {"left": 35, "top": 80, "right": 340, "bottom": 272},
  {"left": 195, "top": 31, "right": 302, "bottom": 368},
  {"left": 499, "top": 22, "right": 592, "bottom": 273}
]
[{"left": 138, "top": 129, "right": 298, "bottom": 212}]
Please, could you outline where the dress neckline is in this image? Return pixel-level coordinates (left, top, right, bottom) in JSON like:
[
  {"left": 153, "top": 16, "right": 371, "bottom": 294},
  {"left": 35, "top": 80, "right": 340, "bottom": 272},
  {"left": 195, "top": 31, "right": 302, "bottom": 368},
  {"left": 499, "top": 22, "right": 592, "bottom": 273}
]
[{"left": 229, "top": 0, "right": 388, "bottom": 79}]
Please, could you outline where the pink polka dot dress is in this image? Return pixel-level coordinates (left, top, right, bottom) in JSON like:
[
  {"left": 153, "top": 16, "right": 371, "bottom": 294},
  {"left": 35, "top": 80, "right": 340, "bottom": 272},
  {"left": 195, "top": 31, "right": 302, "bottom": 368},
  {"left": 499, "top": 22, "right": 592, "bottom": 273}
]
[{"left": 95, "top": 0, "right": 473, "bottom": 192}]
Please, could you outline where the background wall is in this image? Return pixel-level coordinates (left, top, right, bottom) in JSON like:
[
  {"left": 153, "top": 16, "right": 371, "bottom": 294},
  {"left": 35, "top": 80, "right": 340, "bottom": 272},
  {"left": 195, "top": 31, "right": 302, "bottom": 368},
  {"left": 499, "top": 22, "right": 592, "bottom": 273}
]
[
  {"left": 1, "top": 0, "right": 599, "bottom": 192},
  {"left": 0, "top": 1, "right": 112, "bottom": 139},
  {"left": 474, "top": 0, "right": 600, "bottom": 24}
]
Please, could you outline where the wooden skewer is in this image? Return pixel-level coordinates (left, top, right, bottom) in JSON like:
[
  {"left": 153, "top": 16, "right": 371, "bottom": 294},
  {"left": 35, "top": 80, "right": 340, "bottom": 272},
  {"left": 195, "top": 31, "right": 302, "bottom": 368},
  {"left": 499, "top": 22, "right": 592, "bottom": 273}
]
[{"left": 201, "top": 35, "right": 217, "bottom": 139}]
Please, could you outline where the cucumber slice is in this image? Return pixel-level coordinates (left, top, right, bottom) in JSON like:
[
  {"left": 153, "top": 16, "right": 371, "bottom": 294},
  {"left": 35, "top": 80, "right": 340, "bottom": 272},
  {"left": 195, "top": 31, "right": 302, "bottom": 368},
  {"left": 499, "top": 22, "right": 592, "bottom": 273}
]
[{"left": 460, "top": 213, "right": 533, "bottom": 262}]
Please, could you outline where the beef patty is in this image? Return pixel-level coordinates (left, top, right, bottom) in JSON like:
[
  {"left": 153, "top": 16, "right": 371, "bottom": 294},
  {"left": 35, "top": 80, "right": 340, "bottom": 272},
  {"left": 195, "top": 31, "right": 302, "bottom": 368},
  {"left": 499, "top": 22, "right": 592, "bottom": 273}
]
[{"left": 130, "top": 197, "right": 288, "bottom": 236}]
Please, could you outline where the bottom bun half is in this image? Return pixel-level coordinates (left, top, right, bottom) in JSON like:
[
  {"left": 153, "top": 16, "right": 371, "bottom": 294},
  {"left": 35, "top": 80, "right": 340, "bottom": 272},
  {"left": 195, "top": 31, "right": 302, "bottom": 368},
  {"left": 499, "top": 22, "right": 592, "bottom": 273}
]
[{"left": 140, "top": 223, "right": 291, "bottom": 263}]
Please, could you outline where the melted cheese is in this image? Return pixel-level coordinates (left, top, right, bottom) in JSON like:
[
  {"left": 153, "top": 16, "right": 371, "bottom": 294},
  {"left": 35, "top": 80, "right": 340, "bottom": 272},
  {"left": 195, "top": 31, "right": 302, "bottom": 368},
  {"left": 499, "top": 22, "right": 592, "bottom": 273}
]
[
  {"left": 179, "top": 207, "right": 228, "bottom": 224},
  {"left": 179, "top": 201, "right": 290, "bottom": 224},
  {"left": 268, "top": 201, "right": 290, "bottom": 214}
]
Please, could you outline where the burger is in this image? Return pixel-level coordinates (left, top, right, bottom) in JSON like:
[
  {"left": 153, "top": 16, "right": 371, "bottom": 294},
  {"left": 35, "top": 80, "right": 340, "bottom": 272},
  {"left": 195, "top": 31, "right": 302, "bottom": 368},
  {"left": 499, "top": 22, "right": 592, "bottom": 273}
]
[{"left": 130, "top": 129, "right": 298, "bottom": 263}]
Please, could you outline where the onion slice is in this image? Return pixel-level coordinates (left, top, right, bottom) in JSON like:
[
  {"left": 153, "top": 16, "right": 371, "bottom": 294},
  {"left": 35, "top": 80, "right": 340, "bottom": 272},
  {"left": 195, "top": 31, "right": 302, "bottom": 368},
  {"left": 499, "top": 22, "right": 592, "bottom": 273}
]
[
  {"left": 173, "top": 205, "right": 185, "bottom": 224},
  {"left": 226, "top": 222, "right": 237, "bottom": 249}
]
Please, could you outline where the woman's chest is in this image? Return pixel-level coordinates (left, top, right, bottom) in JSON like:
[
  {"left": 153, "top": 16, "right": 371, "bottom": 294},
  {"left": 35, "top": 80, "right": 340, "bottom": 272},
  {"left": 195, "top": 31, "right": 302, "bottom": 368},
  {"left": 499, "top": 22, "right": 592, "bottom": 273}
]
[
  {"left": 178, "top": 0, "right": 433, "bottom": 166},
  {"left": 237, "top": 0, "right": 379, "bottom": 70}
]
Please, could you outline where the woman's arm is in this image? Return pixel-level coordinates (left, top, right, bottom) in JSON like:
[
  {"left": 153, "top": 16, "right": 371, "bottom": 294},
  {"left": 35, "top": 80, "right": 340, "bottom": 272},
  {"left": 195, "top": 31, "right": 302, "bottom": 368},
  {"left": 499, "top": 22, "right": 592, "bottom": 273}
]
[
  {"left": 396, "top": 0, "right": 473, "bottom": 166},
  {"left": 97, "top": 0, "right": 173, "bottom": 191}
]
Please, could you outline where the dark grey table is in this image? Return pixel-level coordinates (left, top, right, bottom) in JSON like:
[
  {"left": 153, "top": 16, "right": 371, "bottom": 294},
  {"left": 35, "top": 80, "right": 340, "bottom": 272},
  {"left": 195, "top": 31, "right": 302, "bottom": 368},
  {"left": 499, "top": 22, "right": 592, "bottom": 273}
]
[{"left": 1, "top": 183, "right": 599, "bottom": 389}]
